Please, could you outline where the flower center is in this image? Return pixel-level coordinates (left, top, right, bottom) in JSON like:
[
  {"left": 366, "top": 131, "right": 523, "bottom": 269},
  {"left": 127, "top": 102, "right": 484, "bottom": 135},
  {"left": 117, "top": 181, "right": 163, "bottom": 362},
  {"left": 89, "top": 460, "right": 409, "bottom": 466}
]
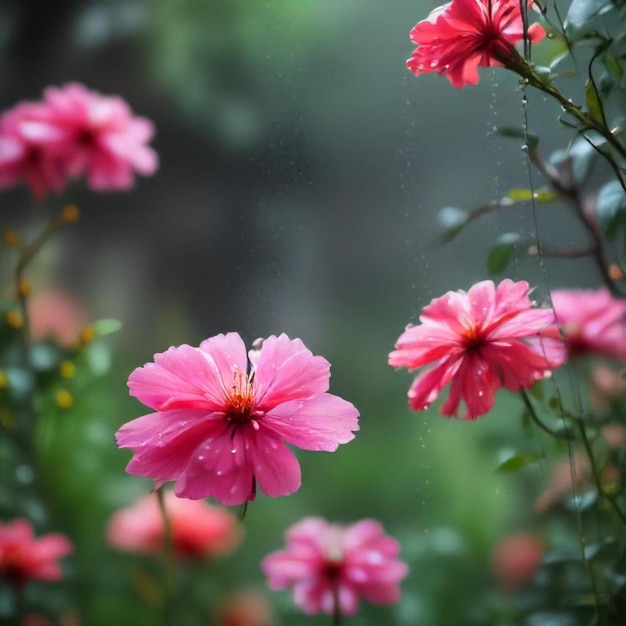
[
  {"left": 224, "top": 368, "right": 255, "bottom": 423},
  {"left": 463, "top": 326, "right": 485, "bottom": 351}
]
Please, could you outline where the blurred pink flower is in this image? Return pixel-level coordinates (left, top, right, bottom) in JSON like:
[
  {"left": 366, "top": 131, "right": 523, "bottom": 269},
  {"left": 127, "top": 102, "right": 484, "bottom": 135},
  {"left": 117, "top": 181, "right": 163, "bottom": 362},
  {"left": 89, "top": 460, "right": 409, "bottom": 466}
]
[
  {"left": 491, "top": 532, "right": 545, "bottom": 593},
  {"left": 406, "top": 0, "right": 545, "bottom": 87},
  {"left": 0, "top": 518, "right": 72, "bottom": 588},
  {"left": 215, "top": 589, "right": 273, "bottom": 626},
  {"left": 116, "top": 332, "right": 359, "bottom": 505},
  {"left": 106, "top": 490, "right": 242, "bottom": 559},
  {"left": 41, "top": 83, "right": 158, "bottom": 191},
  {"left": 28, "top": 289, "right": 87, "bottom": 347},
  {"left": 389, "top": 279, "right": 565, "bottom": 420},
  {"left": 589, "top": 366, "right": 626, "bottom": 412},
  {"left": 0, "top": 102, "right": 68, "bottom": 198},
  {"left": 550, "top": 288, "right": 626, "bottom": 362},
  {"left": 533, "top": 451, "right": 591, "bottom": 514},
  {"left": 262, "top": 517, "right": 408, "bottom": 617}
]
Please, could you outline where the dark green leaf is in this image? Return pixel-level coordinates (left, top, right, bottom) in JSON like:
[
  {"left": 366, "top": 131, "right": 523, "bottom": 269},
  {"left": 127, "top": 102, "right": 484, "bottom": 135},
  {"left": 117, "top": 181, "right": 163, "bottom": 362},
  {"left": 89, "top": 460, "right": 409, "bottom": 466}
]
[
  {"left": 496, "top": 453, "right": 542, "bottom": 473},
  {"left": 498, "top": 127, "right": 539, "bottom": 151},
  {"left": 596, "top": 180, "right": 626, "bottom": 239},
  {"left": 549, "top": 138, "right": 600, "bottom": 185},
  {"left": 487, "top": 233, "right": 520, "bottom": 275}
]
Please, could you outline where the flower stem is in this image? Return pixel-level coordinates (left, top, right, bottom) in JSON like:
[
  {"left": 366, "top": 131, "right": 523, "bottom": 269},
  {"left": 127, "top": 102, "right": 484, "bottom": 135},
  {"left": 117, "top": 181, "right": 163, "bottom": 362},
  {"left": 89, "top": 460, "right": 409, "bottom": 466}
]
[
  {"left": 573, "top": 417, "right": 626, "bottom": 526},
  {"left": 156, "top": 488, "right": 175, "bottom": 626},
  {"left": 519, "top": 389, "right": 567, "bottom": 439},
  {"left": 332, "top": 582, "right": 342, "bottom": 626}
]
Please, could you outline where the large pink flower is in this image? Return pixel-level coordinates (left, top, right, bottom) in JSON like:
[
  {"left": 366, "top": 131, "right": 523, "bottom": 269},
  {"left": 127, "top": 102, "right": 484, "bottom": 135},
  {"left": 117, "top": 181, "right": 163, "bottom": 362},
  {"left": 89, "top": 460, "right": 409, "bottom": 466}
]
[
  {"left": 550, "top": 288, "right": 626, "bottom": 362},
  {"left": 116, "top": 333, "right": 359, "bottom": 506},
  {"left": 0, "top": 102, "right": 68, "bottom": 198},
  {"left": 407, "top": 0, "right": 546, "bottom": 87},
  {"left": 262, "top": 517, "right": 408, "bottom": 617},
  {"left": 389, "top": 279, "right": 565, "bottom": 420},
  {"left": 0, "top": 519, "right": 72, "bottom": 588},
  {"left": 106, "top": 490, "right": 242, "bottom": 559}
]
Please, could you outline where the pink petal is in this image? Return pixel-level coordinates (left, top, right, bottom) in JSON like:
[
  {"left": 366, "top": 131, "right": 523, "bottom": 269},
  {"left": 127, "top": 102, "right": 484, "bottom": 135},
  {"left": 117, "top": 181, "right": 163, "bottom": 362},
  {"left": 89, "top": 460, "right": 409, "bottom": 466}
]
[
  {"left": 262, "top": 393, "right": 359, "bottom": 451},
  {"left": 252, "top": 334, "right": 331, "bottom": 408}
]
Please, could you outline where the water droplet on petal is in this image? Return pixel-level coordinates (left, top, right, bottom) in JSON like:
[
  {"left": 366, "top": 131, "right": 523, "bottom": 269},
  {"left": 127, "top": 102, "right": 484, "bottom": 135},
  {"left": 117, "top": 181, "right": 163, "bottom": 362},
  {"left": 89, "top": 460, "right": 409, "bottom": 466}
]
[{"left": 231, "top": 448, "right": 237, "bottom": 454}]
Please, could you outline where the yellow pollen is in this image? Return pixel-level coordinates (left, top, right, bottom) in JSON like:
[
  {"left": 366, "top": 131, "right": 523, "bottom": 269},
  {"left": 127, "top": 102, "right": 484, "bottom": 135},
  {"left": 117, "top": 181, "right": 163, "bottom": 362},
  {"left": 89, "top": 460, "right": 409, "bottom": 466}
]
[
  {"left": 6, "top": 310, "right": 23, "bottom": 329},
  {"left": 62, "top": 204, "right": 80, "bottom": 223},
  {"left": 225, "top": 369, "right": 255, "bottom": 422}
]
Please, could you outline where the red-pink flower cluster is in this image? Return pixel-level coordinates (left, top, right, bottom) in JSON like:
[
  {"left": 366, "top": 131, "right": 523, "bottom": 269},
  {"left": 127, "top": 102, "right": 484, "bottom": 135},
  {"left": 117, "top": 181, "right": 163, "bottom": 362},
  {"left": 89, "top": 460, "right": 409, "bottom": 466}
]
[
  {"left": 389, "top": 279, "right": 565, "bottom": 420},
  {"left": 407, "top": 0, "right": 545, "bottom": 87},
  {"left": 0, "top": 519, "right": 72, "bottom": 588},
  {"left": 550, "top": 288, "right": 626, "bottom": 362},
  {"left": 116, "top": 332, "right": 359, "bottom": 506},
  {"left": 262, "top": 517, "right": 408, "bottom": 617},
  {"left": 0, "top": 83, "right": 157, "bottom": 197},
  {"left": 106, "top": 490, "right": 242, "bottom": 559}
]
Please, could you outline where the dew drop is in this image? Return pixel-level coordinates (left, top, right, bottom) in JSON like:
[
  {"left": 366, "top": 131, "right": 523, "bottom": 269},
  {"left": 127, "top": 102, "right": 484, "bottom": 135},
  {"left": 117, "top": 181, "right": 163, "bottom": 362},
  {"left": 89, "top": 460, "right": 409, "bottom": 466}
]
[{"left": 231, "top": 448, "right": 237, "bottom": 454}]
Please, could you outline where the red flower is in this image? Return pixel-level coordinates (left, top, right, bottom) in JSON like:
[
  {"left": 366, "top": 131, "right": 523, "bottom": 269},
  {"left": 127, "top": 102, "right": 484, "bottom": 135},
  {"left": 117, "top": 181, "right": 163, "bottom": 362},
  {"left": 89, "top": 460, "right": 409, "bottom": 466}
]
[
  {"left": 0, "top": 519, "right": 72, "bottom": 588},
  {"left": 262, "top": 517, "right": 408, "bottom": 617},
  {"left": 106, "top": 491, "right": 242, "bottom": 559},
  {"left": 407, "top": 0, "right": 546, "bottom": 87},
  {"left": 389, "top": 279, "right": 565, "bottom": 420},
  {"left": 491, "top": 532, "right": 545, "bottom": 593}
]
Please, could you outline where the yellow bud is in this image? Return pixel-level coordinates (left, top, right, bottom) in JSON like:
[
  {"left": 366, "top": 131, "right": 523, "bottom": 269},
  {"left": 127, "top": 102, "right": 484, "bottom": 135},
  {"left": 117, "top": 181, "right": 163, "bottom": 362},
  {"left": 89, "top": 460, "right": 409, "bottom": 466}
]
[
  {"left": 79, "top": 325, "right": 96, "bottom": 346},
  {"left": 6, "top": 310, "right": 23, "bottom": 329},
  {"left": 55, "top": 389, "right": 74, "bottom": 409},
  {"left": 3, "top": 230, "right": 20, "bottom": 246},
  {"left": 16, "top": 280, "right": 31, "bottom": 298},
  {"left": 60, "top": 361, "right": 76, "bottom": 379},
  {"left": 62, "top": 204, "right": 80, "bottom": 223}
]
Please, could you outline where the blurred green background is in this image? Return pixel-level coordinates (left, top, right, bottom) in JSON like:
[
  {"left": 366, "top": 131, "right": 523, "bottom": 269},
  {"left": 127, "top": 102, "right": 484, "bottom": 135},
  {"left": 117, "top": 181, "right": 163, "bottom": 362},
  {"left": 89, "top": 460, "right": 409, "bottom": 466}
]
[{"left": 0, "top": 1, "right": 601, "bottom": 624}]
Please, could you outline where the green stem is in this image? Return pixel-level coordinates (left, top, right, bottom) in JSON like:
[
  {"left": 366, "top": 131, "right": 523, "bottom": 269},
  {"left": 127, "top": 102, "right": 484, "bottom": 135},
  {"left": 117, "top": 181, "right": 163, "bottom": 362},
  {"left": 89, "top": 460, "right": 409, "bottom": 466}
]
[
  {"left": 332, "top": 583, "right": 342, "bottom": 626},
  {"left": 574, "top": 418, "right": 626, "bottom": 526},
  {"left": 156, "top": 488, "right": 175, "bottom": 626},
  {"left": 519, "top": 390, "right": 568, "bottom": 440}
]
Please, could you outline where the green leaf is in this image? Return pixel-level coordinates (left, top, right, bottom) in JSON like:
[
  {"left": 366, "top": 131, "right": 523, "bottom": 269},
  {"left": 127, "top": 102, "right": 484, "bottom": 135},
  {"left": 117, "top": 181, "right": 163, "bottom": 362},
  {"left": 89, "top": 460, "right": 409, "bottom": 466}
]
[
  {"left": 91, "top": 319, "right": 122, "bottom": 337},
  {"left": 487, "top": 233, "right": 520, "bottom": 275},
  {"left": 567, "top": 0, "right": 612, "bottom": 29},
  {"left": 498, "top": 127, "right": 539, "bottom": 151},
  {"left": 596, "top": 180, "right": 626, "bottom": 239},
  {"left": 496, "top": 453, "right": 542, "bottom": 473},
  {"left": 585, "top": 79, "right": 603, "bottom": 123},
  {"left": 438, "top": 206, "right": 469, "bottom": 242},
  {"left": 506, "top": 188, "right": 534, "bottom": 202}
]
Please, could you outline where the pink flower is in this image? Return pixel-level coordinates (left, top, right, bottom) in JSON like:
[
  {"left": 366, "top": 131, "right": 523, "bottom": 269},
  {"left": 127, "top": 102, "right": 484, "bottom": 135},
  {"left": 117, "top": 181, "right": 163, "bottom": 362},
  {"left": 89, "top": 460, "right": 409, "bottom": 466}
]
[
  {"left": 106, "top": 490, "right": 242, "bottom": 559},
  {"left": 550, "top": 288, "right": 626, "bottom": 362},
  {"left": 115, "top": 332, "right": 359, "bottom": 506},
  {"left": 28, "top": 289, "right": 87, "bottom": 347},
  {"left": 215, "top": 589, "right": 273, "bottom": 626},
  {"left": 41, "top": 83, "right": 158, "bottom": 191},
  {"left": 0, "top": 102, "right": 68, "bottom": 198},
  {"left": 0, "top": 519, "right": 72, "bottom": 588},
  {"left": 407, "top": 0, "right": 545, "bottom": 87},
  {"left": 389, "top": 279, "right": 565, "bottom": 420},
  {"left": 491, "top": 532, "right": 545, "bottom": 593},
  {"left": 262, "top": 517, "right": 408, "bottom": 617}
]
